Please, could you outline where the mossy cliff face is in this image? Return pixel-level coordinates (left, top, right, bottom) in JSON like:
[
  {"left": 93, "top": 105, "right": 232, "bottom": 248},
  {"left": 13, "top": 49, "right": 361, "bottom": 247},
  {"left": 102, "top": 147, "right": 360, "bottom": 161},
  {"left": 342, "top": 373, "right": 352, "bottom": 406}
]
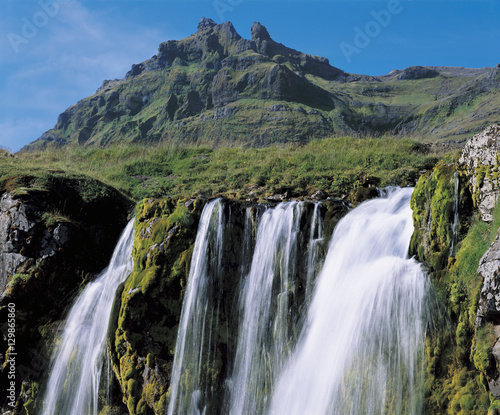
[
  {"left": 410, "top": 157, "right": 500, "bottom": 414},
  {"left": 0, "top": 174, "right": 133, "bottom": 414},
  {"left": 108, "top": 196, "right": 347, "bottom": 415}
]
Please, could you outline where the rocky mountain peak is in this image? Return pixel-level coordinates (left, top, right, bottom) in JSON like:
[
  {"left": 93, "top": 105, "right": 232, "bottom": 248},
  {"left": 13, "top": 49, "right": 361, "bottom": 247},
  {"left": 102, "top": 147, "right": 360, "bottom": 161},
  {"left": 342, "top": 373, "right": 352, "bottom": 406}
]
[
  {"left": 198, "top": 17, "right": 217, "bottom": 30},
  {"left": 251, "top": 21, "right": 272, "bottom": 44},
  {"left": 196, "top": 17, "right": 241, "bottom": 41}
]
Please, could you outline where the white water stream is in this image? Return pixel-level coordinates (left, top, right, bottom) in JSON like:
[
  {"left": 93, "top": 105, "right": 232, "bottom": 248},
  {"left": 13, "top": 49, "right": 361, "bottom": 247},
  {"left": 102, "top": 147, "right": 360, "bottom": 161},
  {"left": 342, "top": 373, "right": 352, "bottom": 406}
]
[
  {"left": 268, "top": 188, "right": 430, "bottom": 415},
  {"left": 40, "top": 220, "right": 135, "bottom": 415}
]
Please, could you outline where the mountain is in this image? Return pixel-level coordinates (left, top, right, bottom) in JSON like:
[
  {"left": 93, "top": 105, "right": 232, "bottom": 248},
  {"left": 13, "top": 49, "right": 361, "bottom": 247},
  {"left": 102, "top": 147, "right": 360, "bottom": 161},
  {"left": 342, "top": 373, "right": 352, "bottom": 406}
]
[{"left": 22, "top": 18, "right": 500, "bottom": 151}]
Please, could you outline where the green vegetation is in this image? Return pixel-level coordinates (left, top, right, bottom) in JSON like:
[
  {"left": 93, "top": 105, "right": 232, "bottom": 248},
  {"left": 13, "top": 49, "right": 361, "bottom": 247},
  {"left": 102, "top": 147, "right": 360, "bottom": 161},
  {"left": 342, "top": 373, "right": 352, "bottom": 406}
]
[
  {"left": 3, "top": 136, "right": 440, "bottom": 201},
  {"left": 411, "top": 162, "right": 500, "bottom": 414},
  {"left": 111, "top": 198, "right": 202, "bottom": 415}
]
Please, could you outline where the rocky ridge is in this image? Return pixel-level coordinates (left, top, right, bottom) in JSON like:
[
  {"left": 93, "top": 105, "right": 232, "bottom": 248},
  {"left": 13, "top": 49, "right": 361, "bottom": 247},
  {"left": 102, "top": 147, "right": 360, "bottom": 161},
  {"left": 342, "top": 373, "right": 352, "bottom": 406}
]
[{"left": 21, "top": 19, "right": 500, "bottom": 151}]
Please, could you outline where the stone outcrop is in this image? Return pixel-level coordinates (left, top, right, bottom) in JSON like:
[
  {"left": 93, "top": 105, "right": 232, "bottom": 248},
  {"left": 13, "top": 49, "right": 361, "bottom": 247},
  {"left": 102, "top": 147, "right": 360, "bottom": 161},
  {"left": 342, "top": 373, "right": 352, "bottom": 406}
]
[
  {"left": 476, "top": 228, "right": 500, "bottom": 326},
  {"left": 0, "top": 176, "right": 132, "bottom": 414},
  {"left": 459, "top": 124, "right": 500, "bottom": 222},
  {"left": 0, "top": 193, "right": 35, "bottom": 291}
]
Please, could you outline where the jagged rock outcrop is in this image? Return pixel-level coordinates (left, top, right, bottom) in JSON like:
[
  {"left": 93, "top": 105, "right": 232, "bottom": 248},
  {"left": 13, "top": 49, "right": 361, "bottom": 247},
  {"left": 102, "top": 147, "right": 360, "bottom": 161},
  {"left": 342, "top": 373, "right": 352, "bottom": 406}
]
[
  {"left": 476, "top": 229, "right": 500, "bottom": 326},
  {"left": 0, "top": 193, "right": 35, "bottom": 291},
  {"left": 0, "top": 193, "right": 77, "bottom": 292},
  {"left": 20, "top": 17, "right": 500, "bottom": 152},
  {"left": 395, "top": 66, "right": 440, "bottom": 80},
  {"left": 459, "top": 124, "right": 500, "bottom": 222},
  {"left": 22, "top": 18, "right": 352, "bottom": 151}
]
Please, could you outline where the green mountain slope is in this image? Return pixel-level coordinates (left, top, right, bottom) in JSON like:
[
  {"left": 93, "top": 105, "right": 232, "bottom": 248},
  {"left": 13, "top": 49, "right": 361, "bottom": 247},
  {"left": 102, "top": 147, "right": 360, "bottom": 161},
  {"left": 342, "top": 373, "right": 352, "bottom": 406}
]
[{"left": 22, "top": 18, "right": 500, "bottom": 151}]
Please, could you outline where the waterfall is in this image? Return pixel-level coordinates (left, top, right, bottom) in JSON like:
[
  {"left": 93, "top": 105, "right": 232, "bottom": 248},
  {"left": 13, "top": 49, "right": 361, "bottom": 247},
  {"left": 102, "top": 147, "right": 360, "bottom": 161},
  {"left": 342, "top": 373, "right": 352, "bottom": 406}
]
[
  {"left": 40, "top": 220, "right": 135, "bottom": 415},
  {"left": 227, "top": 202, "right": 303, "bottom": 415},
  {"left": 268, "top": 188, "right": 431, "bottom": 415},
  {"left": 305, "top": 202, "right": 324, "bottom": 302},
  {"left": 166, "top": 189, "right": 431, "bottom": 415},
  {"left": 167, "top": 199, "right": 225, "bottom": 415},
  {"left": 450, "top": 171, "right": 460, "bottom": 256}
]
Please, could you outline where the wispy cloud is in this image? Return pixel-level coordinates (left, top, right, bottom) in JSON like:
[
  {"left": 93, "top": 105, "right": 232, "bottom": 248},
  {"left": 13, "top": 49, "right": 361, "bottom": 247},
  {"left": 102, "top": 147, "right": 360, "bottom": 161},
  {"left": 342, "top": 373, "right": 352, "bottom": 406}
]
[{"left": 1, "top": 0, "right": 173, "bottom": 151}]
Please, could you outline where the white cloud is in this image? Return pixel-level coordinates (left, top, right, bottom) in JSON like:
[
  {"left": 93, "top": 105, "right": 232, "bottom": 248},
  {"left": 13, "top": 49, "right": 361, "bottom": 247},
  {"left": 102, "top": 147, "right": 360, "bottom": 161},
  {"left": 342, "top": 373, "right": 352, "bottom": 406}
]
[{"left": 1, "top": 0, "right": 175, "bottom": 151}]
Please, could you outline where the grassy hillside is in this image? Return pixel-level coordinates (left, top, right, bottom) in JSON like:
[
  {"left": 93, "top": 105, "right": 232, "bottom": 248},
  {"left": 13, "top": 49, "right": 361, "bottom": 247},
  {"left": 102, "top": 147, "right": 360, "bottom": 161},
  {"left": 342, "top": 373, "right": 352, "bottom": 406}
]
[{"left": 3, "top": 136, "right": 444, "bottom": 201}]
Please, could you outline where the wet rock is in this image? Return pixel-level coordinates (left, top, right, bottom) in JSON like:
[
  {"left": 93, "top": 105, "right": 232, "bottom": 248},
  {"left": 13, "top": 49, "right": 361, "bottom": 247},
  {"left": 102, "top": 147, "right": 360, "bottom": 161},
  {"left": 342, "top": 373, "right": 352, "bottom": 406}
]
[{"left": 311, "top": 190, "right": 326, "bottom": 200}]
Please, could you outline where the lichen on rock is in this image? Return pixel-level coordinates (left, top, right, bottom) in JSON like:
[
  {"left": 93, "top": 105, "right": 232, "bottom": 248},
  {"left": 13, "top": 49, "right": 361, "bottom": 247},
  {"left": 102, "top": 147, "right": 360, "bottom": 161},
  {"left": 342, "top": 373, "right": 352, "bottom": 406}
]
[{"left": 459, "top": 124, "right": 500, "bottom": 222}]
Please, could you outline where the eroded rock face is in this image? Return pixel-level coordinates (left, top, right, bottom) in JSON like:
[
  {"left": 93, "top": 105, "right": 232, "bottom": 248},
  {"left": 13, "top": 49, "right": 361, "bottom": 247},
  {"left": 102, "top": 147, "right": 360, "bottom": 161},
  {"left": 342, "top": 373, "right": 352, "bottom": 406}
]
[
  {"left": 476, "top": 228, "right": 500, "bottom": 326},
  {"left": 0, "top": 193, "right": 36, "bottom": 291},
  {"left": 458, "top": 124, "right": 500, "bottom": 222}
]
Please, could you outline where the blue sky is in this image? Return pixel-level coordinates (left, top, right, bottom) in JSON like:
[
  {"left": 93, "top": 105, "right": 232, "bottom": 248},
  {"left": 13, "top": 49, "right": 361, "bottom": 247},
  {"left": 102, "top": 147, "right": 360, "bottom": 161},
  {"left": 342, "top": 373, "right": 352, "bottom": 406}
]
[{"left": 1, "top": 0, "right": 499, "bottom": 152}]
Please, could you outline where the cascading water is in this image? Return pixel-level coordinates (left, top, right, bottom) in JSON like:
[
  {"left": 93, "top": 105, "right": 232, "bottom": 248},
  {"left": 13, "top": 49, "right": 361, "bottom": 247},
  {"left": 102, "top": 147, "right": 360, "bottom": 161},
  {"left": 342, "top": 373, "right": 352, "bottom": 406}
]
[
  {"left": 450, "top": 171, "right": 460, "bottom": 256},
  {"left": 268, "top": 188, "right": 431, "bottom": 415},
  {"left": 166, "top": 189, "right": 432, "bottom": 415},
  {"left": 40, "top": 220, "right": 135, "bottom": 415},
  {"left": 227, "top": 202, "right": 303, "bottom": 415},
  {"left": 305, "top": 202, "right": 324, "bottom": 302},
  {"left": 167, "top": 199, "right": 225, "bottom": 415}
]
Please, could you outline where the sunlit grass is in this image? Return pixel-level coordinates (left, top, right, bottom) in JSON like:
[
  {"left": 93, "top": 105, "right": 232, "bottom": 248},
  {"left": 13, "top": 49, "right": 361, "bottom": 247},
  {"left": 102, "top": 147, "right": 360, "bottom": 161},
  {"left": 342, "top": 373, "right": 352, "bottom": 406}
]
[{"left": 1, "top": 136, "right": 445, "bottom": 200}]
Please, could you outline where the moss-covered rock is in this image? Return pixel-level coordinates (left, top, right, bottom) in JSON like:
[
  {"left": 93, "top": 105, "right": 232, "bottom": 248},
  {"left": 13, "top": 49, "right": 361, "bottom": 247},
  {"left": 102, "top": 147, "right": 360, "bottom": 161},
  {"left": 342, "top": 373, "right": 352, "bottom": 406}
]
[
  {"left": 108, "top": 196, "right": 347, "bottom": 414},
  {"left": 410, "top": 158, "right": 500, "bottom": 413}
]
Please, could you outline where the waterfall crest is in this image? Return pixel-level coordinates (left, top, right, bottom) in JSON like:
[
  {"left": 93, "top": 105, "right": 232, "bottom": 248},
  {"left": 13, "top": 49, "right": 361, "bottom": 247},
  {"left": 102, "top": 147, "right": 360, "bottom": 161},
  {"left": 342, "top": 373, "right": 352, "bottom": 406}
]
[
  {"left": 165, "top": 188, "right": 432, "bottom": 415},
  {"left": 40, "top": 220, "right": 135, "bottom": 415}
]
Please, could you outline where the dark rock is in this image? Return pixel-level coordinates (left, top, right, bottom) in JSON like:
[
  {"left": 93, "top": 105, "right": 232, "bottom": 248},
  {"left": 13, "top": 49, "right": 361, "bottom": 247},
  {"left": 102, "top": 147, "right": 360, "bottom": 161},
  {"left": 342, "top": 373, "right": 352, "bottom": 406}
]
[
  {"left": 396, "top": 66, "right": 440, "bottom": 80},
  {"left": 125, "top": 63, "right": 146, "bottom": 79},
  {"left": 198, "top": 17, "right": 217, "bottom": 31},
  {"left": 175, "top": 90, "right": 204, "bottom": 119},
  {"left": 165, "top": 95, "right": 179, "bottom": 120},
  {"left": 311, "top": 190, "right": 326, "bottom": 200}
]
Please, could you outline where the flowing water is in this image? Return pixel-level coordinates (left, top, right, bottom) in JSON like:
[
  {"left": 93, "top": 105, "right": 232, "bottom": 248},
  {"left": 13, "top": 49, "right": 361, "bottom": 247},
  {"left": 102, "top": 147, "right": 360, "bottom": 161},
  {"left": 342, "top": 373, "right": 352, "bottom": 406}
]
[
  {"left": 227, "top": 202, "right": 303, "bottom": 415},
  {"left": 167, "top": 189, "right": 431, "bottom": 414},
  {"left": 268, "top": 188, "right": 430, "bottom": 415},
  {"left": 450, "top": 171, "right": 460, "bottom": 256},
  {"left": 167, "top": 199, "right": 226, "bottom": 415},
  {"left": 41, "top": 188, "right": 431, "bottom": 415},
  {"left": 40, "top": 220, "right": 135, "bottom": 415}
]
